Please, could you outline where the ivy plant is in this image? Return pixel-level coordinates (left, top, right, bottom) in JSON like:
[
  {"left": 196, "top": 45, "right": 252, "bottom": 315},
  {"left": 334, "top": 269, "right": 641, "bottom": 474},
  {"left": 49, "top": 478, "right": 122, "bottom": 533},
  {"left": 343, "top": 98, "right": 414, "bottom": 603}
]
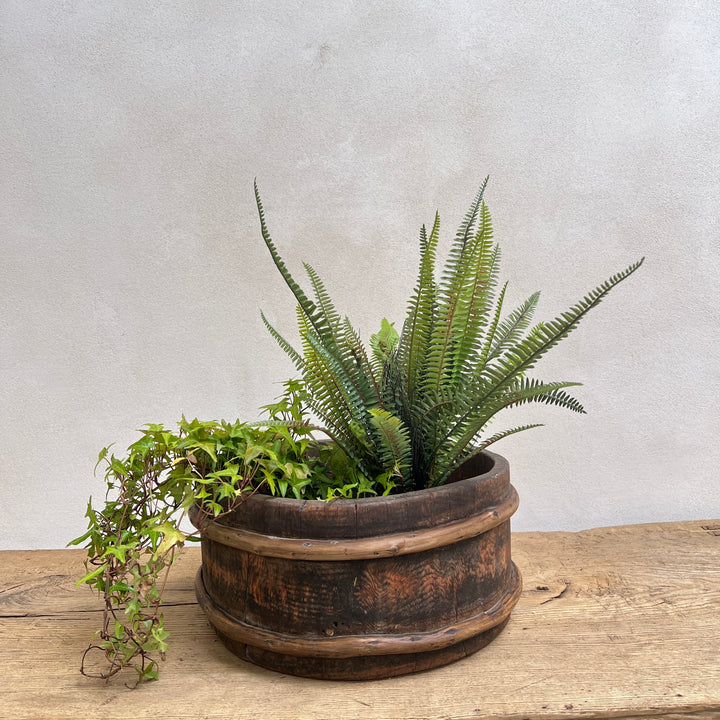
[{"left": 70, "top": 384, "right": 389, "bottom": 684}]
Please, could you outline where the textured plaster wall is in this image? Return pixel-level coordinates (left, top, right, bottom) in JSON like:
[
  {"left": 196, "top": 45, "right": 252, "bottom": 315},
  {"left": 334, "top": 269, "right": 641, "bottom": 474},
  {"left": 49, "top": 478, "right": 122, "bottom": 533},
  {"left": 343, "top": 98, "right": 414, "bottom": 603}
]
[{"left": 1, "top": 1, "right": 718, "bottom": 549}]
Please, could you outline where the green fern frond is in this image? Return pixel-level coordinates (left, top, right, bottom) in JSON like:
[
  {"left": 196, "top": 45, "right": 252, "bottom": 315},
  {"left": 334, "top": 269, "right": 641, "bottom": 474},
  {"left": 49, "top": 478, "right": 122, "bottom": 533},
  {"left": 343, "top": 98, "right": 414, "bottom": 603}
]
[
  {"left": 439, "top": 423, "right": 544, "bottom": 484},
  {"left": 446, "top": 177, "right": 489, "bottom": 267},
  {"left": 398, "top": 214, "right": 440, "bottom": 405},
  {"left": 479, "top": 280, "right": 508, "bottom": 365},
  {"left": 378, "top": 346, "right": 411, "bottom": 426},
  {"left": 341, "top": 317, "right": 384, "bottom": 407},
  {"left": 474, "top": 260, "right": 644, "bottom": 401},
  {"left": 303, "top": 328, "right": 366, "bottom": 425},
  {"left": 370, "top": 318, "right": 400, "bottom": 372},
  {"left": 303, "top": 262, "right": 342, "bottom": 341},
  {"left": 435, "top": 378, "right": 581, "bottom": 479},
  {"left": 450, "top": 228, "right": 500, "bottom": 387},
  {"left": 368, "top": 408, "right": 411, "bottom": 475},
  {"left": 501, "top": 378, "right": 586, "bottom": 414},
  {"left": 255, "top": 182, "right": 322, "bottom": 335},
  {"left": 293, "top": 315, "right": 356, "bottom": 440},
  {"left": 422, "top": 182, "right": 493, "bottom": 401},
  {"left": 302, "top": 264, "right": 382, "bottom": 413},
  {"left": 260, "top": 310, "right": 305, "bottom": 372},
  {"left": 481, "top": 290, "right": 540, "bottom": 366}
]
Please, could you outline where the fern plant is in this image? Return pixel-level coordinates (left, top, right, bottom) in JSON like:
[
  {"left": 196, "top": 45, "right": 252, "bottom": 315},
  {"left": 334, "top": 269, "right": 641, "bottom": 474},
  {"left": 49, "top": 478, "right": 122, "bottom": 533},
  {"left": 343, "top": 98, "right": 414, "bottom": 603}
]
[{"left": 256, "top": 179, "right": 643, "bottom": 492}]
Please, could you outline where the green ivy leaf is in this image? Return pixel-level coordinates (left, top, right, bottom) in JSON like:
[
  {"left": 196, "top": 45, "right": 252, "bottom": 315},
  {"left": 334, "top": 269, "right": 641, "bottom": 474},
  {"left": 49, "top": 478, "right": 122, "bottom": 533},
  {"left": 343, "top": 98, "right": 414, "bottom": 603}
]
[
  {"left": 152, "top": 522, "right": 186, "bottom": 558},
  {"left": 76, "top": 563, "right": 107, "bottom": 587}
]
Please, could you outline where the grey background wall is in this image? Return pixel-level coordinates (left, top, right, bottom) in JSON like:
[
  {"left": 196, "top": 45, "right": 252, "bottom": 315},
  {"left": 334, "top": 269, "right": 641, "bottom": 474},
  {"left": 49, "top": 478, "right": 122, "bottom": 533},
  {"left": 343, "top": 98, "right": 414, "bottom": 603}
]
[{"left": 2, "top": 1, "right": 718, "bottom": 550}]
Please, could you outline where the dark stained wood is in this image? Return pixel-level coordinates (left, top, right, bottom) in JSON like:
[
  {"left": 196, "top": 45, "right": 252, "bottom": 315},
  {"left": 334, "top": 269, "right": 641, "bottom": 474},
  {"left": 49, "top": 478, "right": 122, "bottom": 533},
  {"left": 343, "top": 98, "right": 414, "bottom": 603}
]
[
  {"left": 231, "top": 619, "right": 511, "bottom": 681},
  {"left": 195, "top": 564, "right": 521, "bottom": 653},
  {"left": 199, "top": 485, "right": 518, "bottom": 559},
  {"left": 198, "top": 538, "right": 520, "bottom": 640},
  {"left": 195, "top": 451, "right": 521, "bottom": 679},
  {"left": 210, "top": 451, "right": 508, "bottom": 537}
]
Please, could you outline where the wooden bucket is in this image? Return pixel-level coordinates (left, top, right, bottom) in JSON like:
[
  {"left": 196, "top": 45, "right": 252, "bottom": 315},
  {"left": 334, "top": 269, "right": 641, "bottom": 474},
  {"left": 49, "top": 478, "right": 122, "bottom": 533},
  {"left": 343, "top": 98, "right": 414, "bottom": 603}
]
[{"left": 193, "top": 450, "right": 521, "bottom": 680}]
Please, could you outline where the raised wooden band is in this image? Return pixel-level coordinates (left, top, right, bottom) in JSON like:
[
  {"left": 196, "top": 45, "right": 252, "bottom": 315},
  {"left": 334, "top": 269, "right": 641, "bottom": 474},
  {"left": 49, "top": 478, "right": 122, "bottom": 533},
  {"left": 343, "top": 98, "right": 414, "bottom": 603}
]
[
  {"left": 195, "top": 563, "right": 522, "bottom": 658},
  {"left": 200, "top": 484, "right": 519, "bottom": 561}
]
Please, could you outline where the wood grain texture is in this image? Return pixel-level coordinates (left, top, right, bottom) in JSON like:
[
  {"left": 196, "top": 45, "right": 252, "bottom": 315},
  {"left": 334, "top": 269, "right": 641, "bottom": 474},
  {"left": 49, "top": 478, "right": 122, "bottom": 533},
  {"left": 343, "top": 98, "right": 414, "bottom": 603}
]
[
  {"left": 205, "top": 451, "right": 507, "bottom": 539},
  {"left": 1, "top": 520, "right": 719, "bottom": 720},
  {"left": 198, "top": 484, "right": 518, "bottom": 560},
  {"left": 194, "top": 563, "right": 521, "bottom": 656}
]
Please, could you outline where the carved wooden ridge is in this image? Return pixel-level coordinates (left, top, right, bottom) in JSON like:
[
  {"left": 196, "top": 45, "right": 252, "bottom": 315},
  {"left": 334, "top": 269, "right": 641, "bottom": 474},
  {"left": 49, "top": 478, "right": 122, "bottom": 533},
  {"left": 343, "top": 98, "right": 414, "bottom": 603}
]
[
  {"left": 194, "top": 563, "right": 522, "bottom": 657},
  {"left": 200, "top": 485, "right": 519, "bottom": 560}
]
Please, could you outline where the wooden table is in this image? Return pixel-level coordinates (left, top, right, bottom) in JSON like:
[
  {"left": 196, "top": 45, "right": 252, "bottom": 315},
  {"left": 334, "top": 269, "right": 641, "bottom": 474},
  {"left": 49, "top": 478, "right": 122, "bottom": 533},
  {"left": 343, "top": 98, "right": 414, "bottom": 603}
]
[{"left": 2, "top": 520, "right": 719, "bottom": 720}]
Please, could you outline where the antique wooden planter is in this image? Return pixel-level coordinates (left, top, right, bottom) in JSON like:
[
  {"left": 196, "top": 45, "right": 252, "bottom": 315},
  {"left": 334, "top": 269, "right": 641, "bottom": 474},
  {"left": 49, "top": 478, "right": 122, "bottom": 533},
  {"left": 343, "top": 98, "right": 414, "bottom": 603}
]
[{"left": 192, "top": 450, "right": 521, "bottom": 680}]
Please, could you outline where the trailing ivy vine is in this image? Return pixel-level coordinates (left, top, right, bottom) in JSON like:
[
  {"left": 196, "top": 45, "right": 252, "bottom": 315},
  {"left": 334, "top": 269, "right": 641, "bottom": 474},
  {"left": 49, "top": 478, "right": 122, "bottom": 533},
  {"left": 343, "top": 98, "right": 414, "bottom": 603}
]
[{"left": 71, "top": 384, "right": 392, "bottom": 684}]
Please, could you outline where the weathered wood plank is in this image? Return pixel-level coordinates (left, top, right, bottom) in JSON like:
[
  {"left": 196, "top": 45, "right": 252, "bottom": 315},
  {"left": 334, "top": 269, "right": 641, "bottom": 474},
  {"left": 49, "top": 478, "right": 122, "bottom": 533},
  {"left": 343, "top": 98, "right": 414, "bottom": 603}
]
[{"left": 1, "top": 520, "right": 719, "bottom": 720}]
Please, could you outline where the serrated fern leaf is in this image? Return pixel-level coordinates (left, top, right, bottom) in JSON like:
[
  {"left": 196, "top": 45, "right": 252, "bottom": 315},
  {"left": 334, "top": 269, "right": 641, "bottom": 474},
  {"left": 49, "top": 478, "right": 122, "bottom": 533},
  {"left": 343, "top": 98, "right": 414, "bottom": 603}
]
[
  {"left": 482, "top": 290, "right": 540, "bottom": 367},
  {"left": 341, "top": 317, "right": 384, "bottom": 407},
  {"left": 294, "top": 314, "right": 358, "bottom": 442},
  {"left": 368, "top": 408, "right": 411, "bottom": 475},
  {"left": 479, "top": 280, "right": 508, "bottom": 365},
  {"left": 303, "top": 262, "right": 343, "bottom": 341},
  {"left": 303, "top": 326, "right": 368, "bottom": 427},
  {"left": 448, "top": 177, "right": 489, "bottom": 265},
  {"left": 379, "top": 347, "right": 411, "bottom": 425},
  {"left": 260, "top": 310, "right": 306, "bottom": 372},
  {"left": 438, "top": 423, "right": 544, "bottom": 485},
  {"left": 476, "top": 259, "right": 644, "bottom": 404},
  {"left": 436, "top": 379, "right": 583, "bottom": 479},
  {"left": 255, "top": 182, "right": 332, "bottom": 344},
  {"left": 398, "top": 214, "right": 440, "bottom": 405},
  {"left": 423, "top": 182, "right": 493, "bottom": 401},
  {"left": 370, "top": 318, "right": 399, "bottom": 368},
  {"left": 504, "top": 380, "right": 586, "bottom": 414},
  {"left": 255, "top": 183, "right": 317, "bottom": 321},
  {"left": 450, "top": 224, "right": 500, "bottom": 387}
]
